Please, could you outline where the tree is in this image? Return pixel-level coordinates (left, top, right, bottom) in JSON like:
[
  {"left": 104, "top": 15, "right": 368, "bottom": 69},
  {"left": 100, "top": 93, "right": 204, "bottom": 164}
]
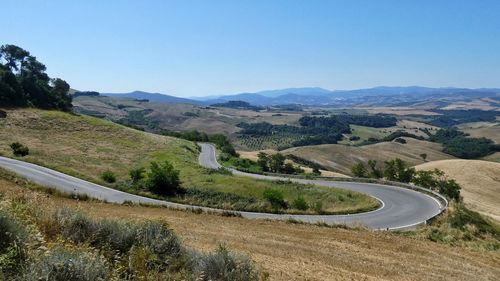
[
  {"left": 311, "top": 163, "right": 321, "bottom": 176},
  {"left": 283, "top": 163, "right": 297, "bottom": 174},
  {"left": 129, "top": 167, "right": 145, "bottom": 183},
  {"left": 0, "top": 44, "right": 72, "bottom": 111},
  {"left": 147, "top": 161, "right": 182, "bottom": 196},
  {"left": 367, "top": 159, "right": 382, "bottom": 178},
  {"left": 383, "top": 158, "right": 415, "bottom": 183},
  {"left": 257, "top": 152, "right": 269, "bottom": 172},
  {"left": 268, "top": 153, "right": 286, "bottom": 173},
  {"left": 419, "top": 153, "right": 427, "bottom": 162},
  {"left": 351, "top": 162, "right": 367, "bottom": 178},
  {"left": 411, "top": 170, "right": 438, "bottom": 188},
  {"left": 437, "top": 178, "right": 461, "bottom": 201}
]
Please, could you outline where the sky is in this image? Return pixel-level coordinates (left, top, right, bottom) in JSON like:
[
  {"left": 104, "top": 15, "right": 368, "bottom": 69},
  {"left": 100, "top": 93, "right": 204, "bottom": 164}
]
[{"left": 2, "top": 0, "right": 500, "bottom": 97}]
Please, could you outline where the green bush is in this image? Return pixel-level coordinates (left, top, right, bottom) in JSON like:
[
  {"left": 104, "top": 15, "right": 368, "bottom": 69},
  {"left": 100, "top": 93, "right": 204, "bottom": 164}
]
[
  {"left": 193, "top": 245, "right": 259, "bottom": 281},
  {"left": 312, "top": 201, "right": 324, "bottom": 214},
  {"left": 147, "top": 161, "right": 182, "bottom": 196},
  {"left": 449, "top": 205, "right": 499, "bottom": 238},
  {"left": 262, "top": 189, "right": 287, "bottom": 209},
  {"left": 292, "top": 196, "right": 309, "bottom": 211},
  {"left": 129, "top": 167, "right": 145, "bottom": 183},
  {"left": 23, "top": 247, "right": 109, "bottom": 281},
  {"left": 351, "top": 162, "right": 367, "bottom": 177},
  {"left": 100, "top": 170, "right": 116, "bottom": 183},
  {"left": 9, "top": 142, "right": 29, "bottom": 157}
]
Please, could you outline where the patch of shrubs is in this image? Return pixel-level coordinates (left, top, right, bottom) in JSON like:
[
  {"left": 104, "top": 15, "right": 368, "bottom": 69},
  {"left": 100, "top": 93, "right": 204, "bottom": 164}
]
[
  {"left": 292, "top": 196, "right": 309, "bottom": 211},
  {"left": 193, "top": 245, "right": 259, "bottom": 281},
  {"left": 263, "top": 189, "right": 287, "bottom": 209},
  {"left": 100, "top": 170, "right": 116, "bottom": 183},
  {"left": 10, "top": 142, "right": 29, "bottom": 157},
  {"left": 1, "top": 205, "right": 259, "bottom": 280},
  {"left": 394, "top": 138, "right": 407, "bottom": 144},
  {"left": 23, "top": 247, "right": 109, "bottom": 281}
]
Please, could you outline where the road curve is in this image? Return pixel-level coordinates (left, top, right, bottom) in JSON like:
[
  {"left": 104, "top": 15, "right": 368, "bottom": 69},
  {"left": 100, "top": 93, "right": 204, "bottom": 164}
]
[
  {"left": 198, "top": 143, "right": 444, "bottom": 230},
  {"left": 0, "top": 144, "right": 443, "bottom": 230}
]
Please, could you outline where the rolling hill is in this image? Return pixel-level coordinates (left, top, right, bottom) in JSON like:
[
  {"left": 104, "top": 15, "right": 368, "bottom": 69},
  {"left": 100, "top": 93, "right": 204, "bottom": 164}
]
[
  {"left": 415, "top": 160, "right": 500, "bottom": 222},
  {"left": 283, "top": 138, "right": 455, "bottom": 175},
  {"left": 101, "top": 90, "right": 203, "bottom": 105}
]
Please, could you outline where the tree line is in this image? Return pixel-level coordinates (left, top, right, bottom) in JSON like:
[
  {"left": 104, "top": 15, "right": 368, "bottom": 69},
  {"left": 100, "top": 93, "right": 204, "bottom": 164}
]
[
  {"left": 429, "top": 128, "right": 500, "bottom": 159},
  {"left": 351, "top": 158, "right": 461, "bottom": 201},
  {"left": 0, "top": 44, "right": 72, "bottom": 111}
]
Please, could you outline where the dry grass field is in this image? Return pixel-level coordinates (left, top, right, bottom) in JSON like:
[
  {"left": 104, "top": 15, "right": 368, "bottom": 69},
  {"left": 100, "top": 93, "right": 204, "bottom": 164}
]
[
  {"left": 1, "top": 178, "right": 499, "bottom": 281},
  {"left": 416, "top": 160, "right": 500, "bottom": 222},
  {"left": 360, "top": 107, "right": 440, "bottom": 116},
  {"left": 283, "top": 138, "right": 455, "bottom": 175},
  {"left": 458, "top": 121, "right": 500, "bottom": 144}
]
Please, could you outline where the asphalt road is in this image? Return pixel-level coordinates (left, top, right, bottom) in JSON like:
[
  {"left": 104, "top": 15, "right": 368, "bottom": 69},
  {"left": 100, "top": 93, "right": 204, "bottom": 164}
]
[
  {"left": 0, "top": 144, "right": 444, "bottom": 230},
  {"left": 198, "top": 143, "right": 444, "bottom": 230}
]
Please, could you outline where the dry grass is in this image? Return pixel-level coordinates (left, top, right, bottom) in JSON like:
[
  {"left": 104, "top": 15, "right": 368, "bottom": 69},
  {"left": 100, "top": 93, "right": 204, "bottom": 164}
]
[
  {"left": 360, "top": 107, "right": 441, "bottom": 116},
  {"left": 416, "top": 159, "right": 500, "bottom": 222},
  {"left": 1, "top": 178, "right": 499, "bottom": 281},
  {"left": 283, "top": 138, "right": 455, "bottom": 175},
  {"left": 457, "top": 121, "right": 500, "bottom": 144}
]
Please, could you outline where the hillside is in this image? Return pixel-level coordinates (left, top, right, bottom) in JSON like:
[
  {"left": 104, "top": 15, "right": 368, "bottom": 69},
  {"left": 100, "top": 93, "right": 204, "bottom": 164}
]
[
  {"left": 0, "top": 108, "right": 377, "bottom": 215},
  {"left": 1, "top": 176, "right": 499, "bottom": 281},
  {"left": 283, "top": 138, "right": 455, "bottom": 175},
  {"left": 416, "top": 160, "right": 500, "bottom": 221}
]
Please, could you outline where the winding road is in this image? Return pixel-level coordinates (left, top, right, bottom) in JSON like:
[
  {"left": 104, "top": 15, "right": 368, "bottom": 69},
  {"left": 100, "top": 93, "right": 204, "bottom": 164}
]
[{"left": 0, "top": 144, "right": 444, "bottom": 230}]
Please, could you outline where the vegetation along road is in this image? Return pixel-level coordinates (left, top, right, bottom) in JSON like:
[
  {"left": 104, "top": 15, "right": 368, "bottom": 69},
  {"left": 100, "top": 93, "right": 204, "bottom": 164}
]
[{"left": 0, "top": 144, "right": 444, "bottom": 230}]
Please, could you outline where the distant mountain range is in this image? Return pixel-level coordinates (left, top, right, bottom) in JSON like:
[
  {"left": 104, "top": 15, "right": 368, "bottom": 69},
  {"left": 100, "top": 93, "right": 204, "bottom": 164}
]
[{"left": 100, "top": 87, "right": 500, "bottom": 107}]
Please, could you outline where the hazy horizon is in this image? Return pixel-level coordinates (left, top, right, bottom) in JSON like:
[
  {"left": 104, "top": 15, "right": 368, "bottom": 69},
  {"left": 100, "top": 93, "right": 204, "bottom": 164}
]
[{"left": 4, "top": 0, "right": 500, "bottom": 97}]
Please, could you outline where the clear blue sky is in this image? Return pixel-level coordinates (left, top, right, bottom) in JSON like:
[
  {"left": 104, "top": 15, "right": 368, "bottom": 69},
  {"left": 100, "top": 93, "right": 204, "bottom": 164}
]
[{"left": 3, "top": 0, "right": 500, "bottom": 97}]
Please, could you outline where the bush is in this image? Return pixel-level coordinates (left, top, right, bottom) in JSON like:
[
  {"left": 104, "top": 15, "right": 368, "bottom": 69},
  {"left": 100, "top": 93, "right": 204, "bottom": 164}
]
[
  {"left": 394, "top": 138, "right": 407, "bottom": 144},
  {"left": 351, "top": 162, "right": 367, "bottom": 177},
  {"left": 100, "top": 170, "right": 116, "bottom": 183},
  {"left": 312, "top": 201, "right": 324, "bottom": 214},
  {"left": 0, "top": 109, "right": 6, "bottom": 118},
  {"left": 292, "top": 196, "right": 309, "bottom": 211},
  {"left": 0, "top": 209, "right": 28, "bottom": 274},
  {"left": 262, "top": 189, "right": 287, "bottom": 209},
  {"left": 449, "top": 205, "right": 499, "bottom": 238},
  {"left": 146, "top": 161, "right": 182, "bottom": 196},
  {"left": 10, "top": 142, "right": 29, "bottom": 157},
  {"left": 52, "top": 208, "right": 98, "bottom": 243},
  {"left": 23, "top": 247, "right": 109, "bottom": 281},
  {"left": 129, "top": 167, "right": 145, "bottom": 183},
  {"left": 193, "top": 245, "right": 259, "bottom": 281}
]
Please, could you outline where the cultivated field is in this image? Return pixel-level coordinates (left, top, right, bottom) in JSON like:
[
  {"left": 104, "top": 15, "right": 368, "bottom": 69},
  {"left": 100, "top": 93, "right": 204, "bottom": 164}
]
[
  {"left": 1, "top": 178, "right": 499, "bottom": 281},
  {"left": 416, "top": 159, "right": 500, "bottom": 222}
]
